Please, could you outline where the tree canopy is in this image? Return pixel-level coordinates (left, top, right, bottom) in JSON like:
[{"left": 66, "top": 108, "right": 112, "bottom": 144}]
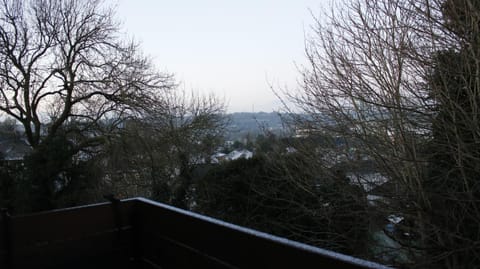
[{"left": 0, "top": 0, "right": 173, "bottom": 151}]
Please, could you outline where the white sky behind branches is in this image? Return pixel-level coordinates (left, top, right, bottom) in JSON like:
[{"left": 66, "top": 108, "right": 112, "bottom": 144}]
[{"left": 114, "top": 0, "right": 329, "bottom": 112}]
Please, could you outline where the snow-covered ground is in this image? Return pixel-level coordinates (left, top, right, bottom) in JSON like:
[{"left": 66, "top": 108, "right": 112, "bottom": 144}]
[{"left": 211, "top": 149, "right": 253, "bottom": 163}]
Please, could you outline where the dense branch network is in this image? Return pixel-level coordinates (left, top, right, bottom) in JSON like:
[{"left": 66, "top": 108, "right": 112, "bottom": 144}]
[{"left": 0, "top": 0, "right": 173, "bottom": 150}]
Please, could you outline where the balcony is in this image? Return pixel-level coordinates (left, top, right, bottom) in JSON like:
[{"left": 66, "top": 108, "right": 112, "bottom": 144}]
[{"left": 0, "top": 197, "right": 389, "bottom": 268}]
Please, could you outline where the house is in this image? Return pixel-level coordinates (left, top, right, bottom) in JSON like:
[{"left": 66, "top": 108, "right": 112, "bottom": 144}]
[
  {"left": 211, "top": 149, "right": 253, "bottom": 163},
  {"left": 0, "top": 139, "right": 31, "bottom": 162},
  {"left": 227, "top": 149, "right": 253, "bottom": 160},
  {"left": 211, "top": 152, "right": 228, "bottom": 163}
]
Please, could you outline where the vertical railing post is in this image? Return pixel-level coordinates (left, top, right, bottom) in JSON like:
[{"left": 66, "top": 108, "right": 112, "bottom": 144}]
[
  {"left": 130, "top": 199, "right": 142, "bottom": 266},
  {"left": 103, "top": 194, "right": 122, "bottom": 242},
  {"left": 1, "top": 208, "right": 12, "bottom": 269}
]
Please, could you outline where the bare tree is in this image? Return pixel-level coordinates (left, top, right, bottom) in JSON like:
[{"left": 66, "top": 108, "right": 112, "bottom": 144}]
[
  {"left": 0, "top": 0, "right": 173, "bottom": 152},
  {"left": 149, "top": 90, "right": 228, "bottom": 208},
  {"left": 103, "top": 89, "right": 228, "bottom": 208},
  {"left": 281, "top": 0, "right": 480, "bottom": 267},
  {"left": 285, "top": 3, "right": 433, "bottom": 263},
  {"left": 292, "top": 0, "right": 432, "bottom": 201},
  {"left": 0, "top": 0, "right": 174, "bottom": 211},
  {"left": 420, "top": 1, "right": 480, "bottom": 267}
]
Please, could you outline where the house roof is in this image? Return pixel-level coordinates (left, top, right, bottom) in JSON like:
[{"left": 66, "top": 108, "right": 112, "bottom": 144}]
[{"left": 0, "top": 139, "right": 31, "bottom": 161}]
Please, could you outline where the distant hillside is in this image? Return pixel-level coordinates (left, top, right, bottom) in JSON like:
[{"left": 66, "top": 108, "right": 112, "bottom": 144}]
[{"left": 225, "top": 112, "right": 286, "bottom": 140}]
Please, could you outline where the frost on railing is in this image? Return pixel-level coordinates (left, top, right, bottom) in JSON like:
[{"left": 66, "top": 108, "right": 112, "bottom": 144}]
[{"left": 0, "top": 197, "right": 390, "bottom": 269}]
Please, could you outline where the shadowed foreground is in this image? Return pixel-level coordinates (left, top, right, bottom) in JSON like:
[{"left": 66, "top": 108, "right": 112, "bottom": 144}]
[{"left": 0, "top": 197, "right": 388, "bottom": 269}]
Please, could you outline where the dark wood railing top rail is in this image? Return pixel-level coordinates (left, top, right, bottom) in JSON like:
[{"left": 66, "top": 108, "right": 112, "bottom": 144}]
[{"left": 0, "top": 197, "right": 390, "bottom": 269}]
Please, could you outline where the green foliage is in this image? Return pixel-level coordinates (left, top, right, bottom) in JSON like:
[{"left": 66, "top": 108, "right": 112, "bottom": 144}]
[
  {"left": 0, "top": 161, "right": 21, "bottom": 209},
  {"left": 423, "top": 2, "right": 480, "bottom": 267},
  {"left": 101, "top": 105, "right": 227, "bottom": 208},
  {"left": 442, "top": 0, "right": 480, "bottom": 41},
  {"left": 195, "top": 154, "right": 369, "bottom": 256},
  {"left": 24, "top": 135, "right": 73, "bottom": 209},
  {"left": 15, "top": 134, "right": 104, "bottom": 212},
  {"left": 0, "top": 119, "right": 19, "bottom": 140}
]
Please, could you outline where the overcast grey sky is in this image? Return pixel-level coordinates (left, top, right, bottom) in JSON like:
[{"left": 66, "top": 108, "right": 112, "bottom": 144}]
[{"left": 115, "top": 0, "right": 329, "bottom": 112}]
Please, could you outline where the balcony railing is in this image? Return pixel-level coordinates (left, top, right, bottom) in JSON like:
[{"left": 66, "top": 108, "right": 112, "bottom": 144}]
[{"left": 0, "top": 197, "right": 389, "bottom": 269}]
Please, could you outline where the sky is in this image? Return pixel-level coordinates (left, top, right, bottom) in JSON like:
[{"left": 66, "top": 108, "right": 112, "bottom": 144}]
[{"left": 114, "top": 0, "right": 329, "bottom": 112}]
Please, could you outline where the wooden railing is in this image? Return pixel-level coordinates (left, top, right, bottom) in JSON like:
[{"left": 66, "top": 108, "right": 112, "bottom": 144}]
[{"left": 0, "top": 197, "right": 390, "bottom": 269}]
